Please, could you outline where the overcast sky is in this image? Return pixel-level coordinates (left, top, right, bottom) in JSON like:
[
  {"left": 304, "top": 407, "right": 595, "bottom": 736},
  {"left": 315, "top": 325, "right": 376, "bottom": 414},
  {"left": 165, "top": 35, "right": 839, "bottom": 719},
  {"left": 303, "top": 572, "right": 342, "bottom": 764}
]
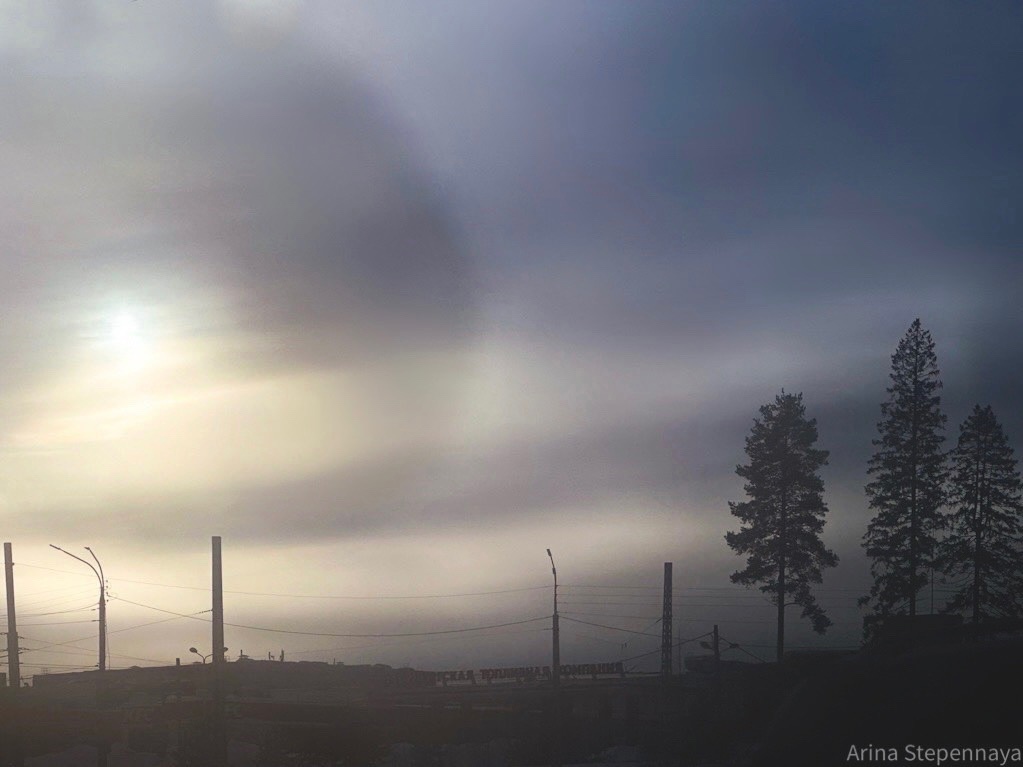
[{"left": 0, "top": 1, "right": 1020, "bottom": 674}]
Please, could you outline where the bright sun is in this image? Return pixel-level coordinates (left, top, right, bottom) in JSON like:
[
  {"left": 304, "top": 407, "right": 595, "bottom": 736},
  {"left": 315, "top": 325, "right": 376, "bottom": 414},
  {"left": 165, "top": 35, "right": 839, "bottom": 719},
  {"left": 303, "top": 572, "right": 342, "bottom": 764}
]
[
  {"left": 106, "top": 310, "right": 150, "bottom": 369},
  {"left": 110, "top": 312, "right": 140, "bottom": 344}
]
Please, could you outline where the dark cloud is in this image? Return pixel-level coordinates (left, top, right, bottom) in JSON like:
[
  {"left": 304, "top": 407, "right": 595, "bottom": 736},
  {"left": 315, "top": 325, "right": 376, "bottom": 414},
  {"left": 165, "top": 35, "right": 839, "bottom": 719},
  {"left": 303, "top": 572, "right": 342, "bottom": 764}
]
[
  {"left": 388, "top": 2, "right": 1021, "bottom": 384},
  {"left": 0, "top": 21, "right": 475, "bottom": 396}
]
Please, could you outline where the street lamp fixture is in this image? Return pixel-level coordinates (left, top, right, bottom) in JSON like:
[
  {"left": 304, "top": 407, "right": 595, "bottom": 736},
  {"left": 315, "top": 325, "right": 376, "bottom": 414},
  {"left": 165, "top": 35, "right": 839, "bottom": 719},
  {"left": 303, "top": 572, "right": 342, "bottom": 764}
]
[
  {"left": 190, "top": 646, "right": 228, "bottom": 664},
  {"left": 50, "top": 544, "right": 106, "bottom": 672},
  {"left": 546, "top": 548, "right": 560, "bottom": 687}
]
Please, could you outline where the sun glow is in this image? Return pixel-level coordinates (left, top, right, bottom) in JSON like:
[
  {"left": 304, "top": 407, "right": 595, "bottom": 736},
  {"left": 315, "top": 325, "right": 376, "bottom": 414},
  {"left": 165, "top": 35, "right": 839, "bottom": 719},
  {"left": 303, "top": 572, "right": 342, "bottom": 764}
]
[
  {"left": 105, "top": 310, "right": 150, "bottom": 372},
  {"left": 109, "top": 310, "right": 139, "bottom": 343}
]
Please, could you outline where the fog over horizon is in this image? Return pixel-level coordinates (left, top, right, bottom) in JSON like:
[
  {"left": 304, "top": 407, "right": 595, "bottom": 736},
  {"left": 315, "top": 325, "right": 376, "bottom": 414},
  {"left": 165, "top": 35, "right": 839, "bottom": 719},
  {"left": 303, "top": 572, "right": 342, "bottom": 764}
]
[{"left": 0, "top": 1, "right": 1020, "bottom": 674}]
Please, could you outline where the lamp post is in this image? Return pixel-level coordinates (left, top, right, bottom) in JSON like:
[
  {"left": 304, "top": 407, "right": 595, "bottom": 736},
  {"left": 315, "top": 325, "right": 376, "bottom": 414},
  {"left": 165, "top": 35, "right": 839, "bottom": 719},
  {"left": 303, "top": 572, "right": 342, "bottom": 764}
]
[
  {"left": 189, "top": 646, "right": 227, "bottom": 664},
  {"left": 50, "top": 544, "right": 106, "bottom": 672},
  {"left": 546, "top": 548, "right": 559, "bottom": 687}
]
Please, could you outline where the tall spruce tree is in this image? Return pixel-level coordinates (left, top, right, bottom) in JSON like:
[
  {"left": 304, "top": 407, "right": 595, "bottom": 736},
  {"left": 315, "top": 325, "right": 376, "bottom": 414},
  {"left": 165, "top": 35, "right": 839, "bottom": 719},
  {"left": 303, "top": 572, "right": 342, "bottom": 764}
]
[
  {"left": 939, "top": 405, "right": 1023, "bottom": 623},
  {"left": 726, "top": 391, "right": 838, "bottom": 662},
  {"left": 862, "top": 319, "right": 947, "bottom": 621}
]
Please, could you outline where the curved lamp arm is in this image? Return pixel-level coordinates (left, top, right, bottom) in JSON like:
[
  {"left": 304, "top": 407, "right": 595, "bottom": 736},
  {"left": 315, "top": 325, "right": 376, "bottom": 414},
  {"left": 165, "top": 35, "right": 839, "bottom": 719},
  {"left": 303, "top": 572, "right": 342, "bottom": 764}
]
[
  {"left": 85, "top": 546, "right": 106, "bottom": 594},
  {"left": 49, "top": 544, "right": 101, "bottom": 585}
]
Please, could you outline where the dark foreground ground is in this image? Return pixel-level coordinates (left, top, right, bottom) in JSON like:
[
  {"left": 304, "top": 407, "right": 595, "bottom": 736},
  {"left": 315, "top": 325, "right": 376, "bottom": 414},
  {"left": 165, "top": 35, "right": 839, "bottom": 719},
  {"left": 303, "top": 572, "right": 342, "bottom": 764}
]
[
  {"left": 1, "top": 637, "right": 1020, "bottom": 766},
  {"left": 749, "top": 636, "right": 1023, "bottom": 767}
]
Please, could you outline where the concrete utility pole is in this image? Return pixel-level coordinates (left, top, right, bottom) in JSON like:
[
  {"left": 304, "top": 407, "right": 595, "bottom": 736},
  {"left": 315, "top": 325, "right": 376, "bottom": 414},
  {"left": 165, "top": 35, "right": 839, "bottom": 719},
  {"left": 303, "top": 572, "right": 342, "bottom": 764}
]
[
  {"left": 212, "top": 536, "right": 225, "bottom": 666},
  {"left": 174, "top": 658, "right": 183, "bottom": 757},
  {"left": 712, "top": 624, "right": 720, "bottom": 686},
  {"left": 4, "top": 544, "right": 24, "bottom": 767},
  {"left": 211, "top": 536, "right": 227, "bottom": 764},
  {"left": 5, "top": 543, "right": 20, "bottom": 689},
  {"left": 86, "top": 548, "right": 106, "bottom": 672},
  {"left": 49, "top": 545, "right": 106, "bottom": 671},
  {"left": 546, "top": 548, "right": 563, "bottom": 767},
  {"left": 546, "top": 549, "right": 560, "bottom": 687},
  {"left": 661, "top": 562, "right": 673, "bottom": 677}
]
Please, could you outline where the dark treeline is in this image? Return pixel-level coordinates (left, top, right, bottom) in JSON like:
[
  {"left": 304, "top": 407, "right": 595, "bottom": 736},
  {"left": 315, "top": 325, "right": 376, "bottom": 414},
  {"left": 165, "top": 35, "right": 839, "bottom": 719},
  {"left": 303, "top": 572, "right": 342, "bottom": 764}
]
[{"left": 726, "top": 318, "right": 1023, "bottom": 657}]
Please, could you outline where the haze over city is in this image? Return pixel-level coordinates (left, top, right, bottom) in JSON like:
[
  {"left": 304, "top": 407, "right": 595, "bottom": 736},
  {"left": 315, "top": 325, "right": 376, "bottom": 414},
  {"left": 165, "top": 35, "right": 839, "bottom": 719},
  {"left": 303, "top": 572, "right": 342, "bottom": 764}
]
[{"left": 1, "top": 0, "right": 1020, "bottom": 679}]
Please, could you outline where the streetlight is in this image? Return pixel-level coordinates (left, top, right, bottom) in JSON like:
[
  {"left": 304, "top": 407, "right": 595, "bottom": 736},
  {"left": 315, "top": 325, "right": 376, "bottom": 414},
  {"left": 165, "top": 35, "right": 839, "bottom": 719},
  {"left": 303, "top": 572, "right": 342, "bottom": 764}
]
[
  {"left": 190, "top": 646, "right": 228, "bottom": 664},
  {"left": 546, "top": 548, "right": 559, "bottom": 687},
  {"left": 50, "top": 544, "right": 106, "bottom": 672}
]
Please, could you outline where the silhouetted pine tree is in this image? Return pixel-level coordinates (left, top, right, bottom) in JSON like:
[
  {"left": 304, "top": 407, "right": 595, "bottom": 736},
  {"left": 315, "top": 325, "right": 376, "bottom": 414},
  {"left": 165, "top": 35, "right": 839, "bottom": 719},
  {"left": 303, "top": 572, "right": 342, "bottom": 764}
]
[
  {"left": 862, "top": 319, "right": 947, "bottom": 622},
  {"left": 939, "top": 405, "right": 1023, "bottom": 623},
  {"left": 726, "top": 391, "right": 838, "bottom": 662}
]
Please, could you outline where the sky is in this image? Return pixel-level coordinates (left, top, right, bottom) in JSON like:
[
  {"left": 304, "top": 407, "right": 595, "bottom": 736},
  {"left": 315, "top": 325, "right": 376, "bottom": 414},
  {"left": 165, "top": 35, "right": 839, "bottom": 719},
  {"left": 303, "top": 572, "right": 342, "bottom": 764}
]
[{"left": 0, "top": 1, "right": 1020, "bottom": 676}]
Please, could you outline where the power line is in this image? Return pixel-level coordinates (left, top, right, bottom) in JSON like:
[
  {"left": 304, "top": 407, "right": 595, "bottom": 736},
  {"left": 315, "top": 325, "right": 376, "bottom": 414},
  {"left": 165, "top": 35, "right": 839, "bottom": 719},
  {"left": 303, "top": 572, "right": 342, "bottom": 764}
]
[
  {"left": 19, "top": 645, "right": 166, "bottom": 665},
  {"left": 178, "top": 584, "right": 551, "bottom": 600},
  {"left": 638, "top": 616, "right": 662, "bottom": 635},
  {"left": 113, "top": 596, "right": 552, "bottom": 639},
  {"left": 20, "top": 609, "right": 96, "bottom": 621},
  {"left": 15, "top": 564, "right": 959, "bottom": 601},
  {"left": 288, "top": 626, "right": 551, "bottom": 659},
  {"left": 18, "top": 663, "right": 96, "bottom": 669},
  {"left": 98, "top": 596, "right": 847, "bottom": 644},
  {"left": 16, "top": 565, "right": 550, "bottom": 601},
  {"left": 5, "top": 590, "right": 99, "bottom": 615},
  {"left": 559, "top": 616, "right": 663, "bottom": 638},
  {"left": 733, "top": 646, "right": 767, "bottom": 663},
  {"left": 560, "top": 611, "right": 660, "bottom": 620},
  {"left": 17, "top": 583, "right": 99, "bottom": 599},
  {"left": 717, "top": 634, "right": 768, "bottom": 663},
  {"left": 224, "top": 615, "right": 551, "bottom": 639},
  {"left": 559, "top": 628, "right": 627, "bottom": 646},
  {"left": 560, "top": 605, "right": 662, "bottom": 609},
  {"left": 20, "top": 609, "right": 212, "bottom": 654},
  {"left": 13, "top": 564, "right": 94, "bottom": 578},
  {"left": 109, "top": 597, "right": 210, "bottom": 622},
  {"left": 562, "top": 584, "right": 662, "bottom": 591},
  {"left": 618, "top": 632, "right": 713, "bottom": 665}
]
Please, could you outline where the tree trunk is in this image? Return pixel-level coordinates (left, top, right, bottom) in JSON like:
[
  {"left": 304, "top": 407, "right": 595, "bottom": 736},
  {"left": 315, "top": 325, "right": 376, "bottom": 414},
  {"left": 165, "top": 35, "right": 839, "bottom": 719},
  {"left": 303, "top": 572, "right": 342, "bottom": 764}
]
[
  {"left": 972, "top": 438, "right": 985, "bottom": 627},
  {"left": 777, "top": 477, "right": 787, "bottom": 663},
  {"left": 973, "top": 525, "right": 981, "bottom": 626},
  {"left": 908, "top": 364, "right": 920, "bottom": 620},
  {"left": 973, "top": 460, "right": 980, "bottom": 626}
]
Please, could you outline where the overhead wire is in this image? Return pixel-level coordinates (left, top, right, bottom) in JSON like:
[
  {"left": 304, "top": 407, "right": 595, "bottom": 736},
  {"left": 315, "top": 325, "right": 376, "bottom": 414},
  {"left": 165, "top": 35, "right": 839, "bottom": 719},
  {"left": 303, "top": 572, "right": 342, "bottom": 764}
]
[
  {"left": 224, "top": 615, "right": 552, "bottom": 639},
  {"left": 559, "top": 616, "right": 663, "bottom": 638},
  {"left": 20, "top": 605, "right": 98, "bottom": 618},
  {"left": 289, "top": 625, "right": 551, "bottom": 660},
  {"left": 618, "top": 631, "right": 713, "bottom": 665},
  {"left": 112, "top": 595, "right": 552, "bottom": 639},
  {"left": 717, "top": 634, "right": 768, "bottom": 663},
  {"left": 560, "top": 611, "right": 660, "bottom": 621},
  {"left": 16, "top": 564, "right": 551, "bottom": 601},
  {"left": 13, "top": 564, "right": 880, "bottom": 665}
]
